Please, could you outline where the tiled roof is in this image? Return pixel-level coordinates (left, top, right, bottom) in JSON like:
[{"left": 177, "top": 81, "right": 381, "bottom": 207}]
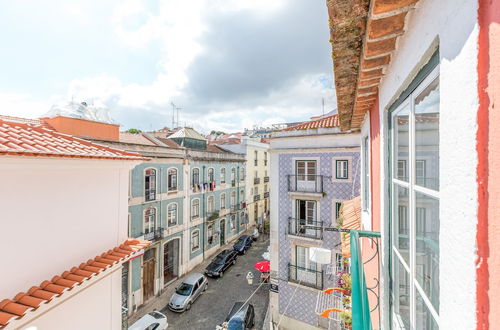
[
  {"left": 119, "top": 132, "right": 156, "bottom": 146},
  {"left": 0, "top": 116, "right": 44, "bottom": 126},
  {"left": 283, "top": 114, "right": 340, "bottom": 131},
  {"left": 168, "top": 127, "right": 207, "bottom": 141},
  {"left": 0, "top": 120, "right": 147, "bottom": 160},
  {"left": 0, "top": 239, "right": 151, "bottom": 328},
  {"left": 156, "top": 137, "right": 181, "bottom": 148},
  {"left": 340, "top": 196, "right": 361, "bottom": 258}
]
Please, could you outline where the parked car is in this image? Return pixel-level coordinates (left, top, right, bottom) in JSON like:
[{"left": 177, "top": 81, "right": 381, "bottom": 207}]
[
  {"left": 233, "top": 235, "right": 252, "bottom": 254},
  {"left": 216, "top": 302, "right": 255, "bottom": 330},
  {"left": 251, "top": 228, "right": 259, "bottom": 241},
  {"left": 205, "top": 249, "right": 238, "bottom": 278},
  {"left": 168, "top": 273, "right": 208, "bottom": 312},
  {"left": 128, "top": 311, "right": 168, "bottom": 330}
]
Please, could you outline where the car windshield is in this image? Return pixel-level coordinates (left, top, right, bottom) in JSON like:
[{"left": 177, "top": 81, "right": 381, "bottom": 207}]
[
  {"left": 149, "top": 311, "right": 165, "bottom": 320},
  {"left": 176, "top": 283, "right": 193, "bottom": 296},
  {"left": 236, "top": 238, "right": 245, "bottom": 245},
  {"left": 214, "top": 256, "right": 225, "bottom": 264},
  {"left": 227, "top": 318, "right": 244, "bottom": 330}
]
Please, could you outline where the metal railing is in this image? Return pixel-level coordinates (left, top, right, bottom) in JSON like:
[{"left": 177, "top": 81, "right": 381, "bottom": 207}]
[
  {"left": 253, "top": 194, "right": 261, "bottom": 201},
  {"left": 264, "top": 176, "right": 269, "bottom": 182},
  {"left": 143, "top": 227, "right": 164, "bottom": 241},
  {"left": 254, "top": 177, "right": 260, "bottom": 184},
  {"left": 288, "top": 218, "right": 323, "bottom": 239},
  {"left": 288, "top": 263, "right": 323, "bottom": 290},
  {"left": 287, "top": 175, "right": 324, "bottom": 193},
  {"left": 264, "top": 191, "right": 269, "bottom": 198},
  {"left": 145, "top": 190, "right": 156, "bottom": 201}
]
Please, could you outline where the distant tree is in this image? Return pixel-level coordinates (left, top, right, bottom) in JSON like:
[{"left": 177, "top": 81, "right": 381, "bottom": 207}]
[
  {"left": 126, "top": 128, "right": 142, "bottom": 134},
  {"left": 210, "top": 130, "right": 226, "bottom": 136}
]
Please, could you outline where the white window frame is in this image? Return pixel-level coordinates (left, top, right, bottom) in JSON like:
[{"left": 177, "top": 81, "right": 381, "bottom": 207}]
[
  {"left": 191, "top": 229, "right": 200, "bottom": 252},
  {"left": 167, "top": 203, "right": 178, "bottom": 227},
  {"left": 230, "top": 215, "right": 236, "bottom": 231},
  {"left": 192, "top": 167, "right": 200, "bottom": 187},
  {"left": 335, "top": 160, "right": 349, "bottom": 179},
  {"left": 220, "top": 193, "right": 226, "bottom": 210},
  {"left": 143, "top": 207, "right": 157, "bottom": 234},
  {"left": 144, "top": 168, "right": 157, "bottom": 202},
  {"left": 208, "top": 167, "right": 215, "bottom": 182},
  {"left": 220, "top": 168, "right": 226, "bottom": 184},
  {"left": 167, "top": 167, "right": 178, "bottom": 192},
  {"left": 207, "top": 195, "right": 215, "bottom": 213},
  {"left": 191, "top": 198, "right": 200, "bottom": 219}
]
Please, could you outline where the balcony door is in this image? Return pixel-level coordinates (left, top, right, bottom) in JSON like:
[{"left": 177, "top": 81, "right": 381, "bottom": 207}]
[
  {"left": 295, "top": 160, "right": 316, "bottom": 192},
  {"left": 163, "top": 239, "right": 179, "bottom": 285},
  {"left": 295, "top": 200, "right": 317, "bottom": 237},
  {"left": 296, "top": 246, "right": 318, "bottom": 287}
]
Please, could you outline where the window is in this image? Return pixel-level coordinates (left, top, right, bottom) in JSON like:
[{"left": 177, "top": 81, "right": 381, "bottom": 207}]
[
  {"left": 191, "top": 230, "right": 200, "bottom": 252},
  {"left": 264, "top": 184, "right": 268, "bottom": 192},
  {"left": 144, "top": 207, "right": 156, "bottom": 234},
  {"left": 254, "top": 151, "right": 258, "bottom": 166},
  {"left": 208, "top": 168, "right": 214, "bottom": 182},
  {"left": 296, "top": 160, "right": 316, "bottom": 181},
  {"left": 145, "top": 169, "right": 156, "bottom": 201},
  {"left": 362, "top": 136, "right": 370, "bottom": 211},
  {"left": 296, "top": 200, "right": 316, "bottom": 225},
  {"left": 220, "top": 168, "right": 226, "bottom": 184},
  {"left": 191, "top": 199, "right": 200, "bottom": 219},
  {"left": 167, "top": 168, "right": 177, "bottom": 191},
  {"left": 240, "top": 167, "right": 245, "bottom": 181},
  {"left": 391, "top": 66, "right": 439, "bottom": 328},
  {"left": 220, "top": 193, "right": 226, "bottom": 209},
  {"left": 231, "top": 168, "right": 236, "bottom": 182},
  {"left": 230, "top": 215, "right": 236, "bottom": 231},
  {"left": 264, "top": 152, "right": 268, "bottom": 165},
  {"left": 192, "top": 168, "right": 200, "bottom": 187},
  {"left": 291, "top": 245, "right": 320, "bottom": 288},
  {"left": 335, "top": 202, "right": 342, "bottom": 221},
  {"left": 167, "top": 203, "right": 178, "bottom": 227},
  {"left": 254, "top": 170, "right": 258, "bottom": 180},
  {"left": 207, "top": 224, "right": 214, "bottom": 244},
  {"left": 231, "top": 191, "right": 236, "bottom": 206},
  {"left": 207, "top": 196, "right": 215, "bottom": 213},
  {"left": 335, "top": 160, "right": 349, "bottom": 179},
  {"left": 240, "top": 211, "right": 246, "bottom": 224}
]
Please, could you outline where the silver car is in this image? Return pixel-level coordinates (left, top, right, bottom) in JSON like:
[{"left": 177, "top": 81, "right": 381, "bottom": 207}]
[{"left": 168, "top": 273, "right": 208, "bottom": 312}]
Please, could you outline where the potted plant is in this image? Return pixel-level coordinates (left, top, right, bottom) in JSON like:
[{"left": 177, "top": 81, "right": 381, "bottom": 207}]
[{"left": 340, "top": 310, "right": 352, "bottom": 329}]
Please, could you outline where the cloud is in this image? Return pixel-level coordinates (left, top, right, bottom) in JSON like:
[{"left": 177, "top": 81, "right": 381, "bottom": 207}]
[{"left": 0, "top": 0, "right": 336, "bottom": 133}]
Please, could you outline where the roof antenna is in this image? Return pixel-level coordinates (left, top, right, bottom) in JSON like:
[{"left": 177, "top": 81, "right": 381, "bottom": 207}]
[
  {"left": 322, "top": 97, "right": 325, "bottom": 116},
  {"left": 170, "top": 102, "right": 176, "bottom": 129},
  {"left": 176, "top": 107, "right": 182, "bottom": 128}
]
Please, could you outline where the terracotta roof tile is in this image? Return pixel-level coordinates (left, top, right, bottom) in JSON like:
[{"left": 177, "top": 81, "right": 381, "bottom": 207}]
[
  {"left": 0, "top": 239, "right": 151, "bottom": 328},
  {"left": 283, "top": 114, "right": 340, "bottom": 131},
  {"left": 0, "top": 119, "right": 147, "bottom": 161}
]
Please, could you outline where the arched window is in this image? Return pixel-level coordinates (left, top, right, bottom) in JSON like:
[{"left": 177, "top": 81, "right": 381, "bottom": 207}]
[
  {"left": 230, "top": 214, "right": 236, "bottom": 231},
  {"left": 240, "top": 167, "right": 245, "bottom": 181},
  {"left": 208, "top": 168, "right": 215, "bottom": 182},
  {"left": 220, "top": 168, "right": 226, "bottom": 184},
  {"left": 191, "top": 199, "right": 200, "bottom": 219},
  {"left": 192, "top": 168, "right": 200, "bottom": 187},
  {"left": 207, "top": 196, "right": 215, "bottom": 213},
  {"left": 168, "top": 168, "right": 178, "bottom": 191},
  {"left": 220, "top": 193, "right": 226, "bottom": 209},
  {"left": 167, "top": 203, "right": 178, "bottom": 227},
  {"left": 240, "top": 211, "right": 246, "bottom": 225},
  {"left": 231, "top": 168, "right": 236, "bottom": 182},
  {"left": 231, "top": 191, "right": 236, "bottom": 206},
  {"left": 144, "top": 207, "right": 156, "bottom": 234},
  {"left": 191, "top": 230, "right": 200, "bottom": 252},
  {"left": 145, "top": 168, "right": 156, "bottom": 201}
]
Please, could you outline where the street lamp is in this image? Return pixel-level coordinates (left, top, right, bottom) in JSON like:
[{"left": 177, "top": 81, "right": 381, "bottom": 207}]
[{"left": 246, "top": 271, "right": 254, "bottom": 285}]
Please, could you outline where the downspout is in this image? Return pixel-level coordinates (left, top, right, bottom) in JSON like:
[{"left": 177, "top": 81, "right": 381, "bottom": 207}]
[{"left": 202, "top": 165, "right": 206, "bottom": 260}]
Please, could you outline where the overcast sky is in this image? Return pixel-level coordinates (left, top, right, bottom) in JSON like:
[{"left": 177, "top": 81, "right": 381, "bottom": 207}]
[{"left": 0, "top": 0, "right": 336, "bottom": 133}]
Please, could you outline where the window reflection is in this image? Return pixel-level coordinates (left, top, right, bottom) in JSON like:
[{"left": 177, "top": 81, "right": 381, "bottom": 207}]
[
  {"left": 394, "top": 258, "right": 410, "bottom": 329},
  {"left": 394, "top": 105, "right": 410, "bottom": 181},
  {"left": 394, "top": 185, "right": 409, "bottom": 265},
  {"left": 416, "top": 290, "right": 439, "bottom": 330}
]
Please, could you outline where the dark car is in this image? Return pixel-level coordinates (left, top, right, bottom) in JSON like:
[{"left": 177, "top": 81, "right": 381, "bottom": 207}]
[
  {"left": 233, "top": 235, "right": 252, "bottom": 254},
  {"left": 205, "top": 249, "right": 238, "bottom": 278},
  {"left": 219, "top": 302, "right": 255, "bottom": 330}
]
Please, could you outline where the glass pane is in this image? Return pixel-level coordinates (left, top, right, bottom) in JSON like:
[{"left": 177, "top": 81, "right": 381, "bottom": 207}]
[
  {"left": 416, "top": 290, "right": 439, "bottom": 329},
  {"left": 415, "top": 191, "right": 440, "bottom": 312},
  {"left": 393, "top": 104, "right": 410, "bottom": 181},
  {"left": 415, "top": 78, "right": 439, "bottom": 190},
  {"left": 393, "top": 257, "right": 410, "bottom": 329},
  {"left": 393, "top": 185, "right": 409, "bottom": 265}
]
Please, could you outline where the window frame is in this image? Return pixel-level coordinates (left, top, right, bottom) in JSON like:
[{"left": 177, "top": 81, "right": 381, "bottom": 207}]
[
  {"left": 220, "top": 168, "right": 226, "bottom": 184},
  {"left": 207, "top": 167, "right": 215, "bottom": 183},
  {"left": 167, "top": 167, "right": 178, "bottom": 192},
  {"left": 335, "top": 160, "right": 349, "bottom": 180},
  {"left": 167, "top": 203, "right": 178, "bottom": 227},
  {"left": 220, "top": 193, "right": 226, "bottom": 210},
  {"left": 191, "top": 198, "right": 200, "bottom": 219},
  {"left": 192, "top": 168, "right": 200, "bottom": 187},
  {"left": 144, "top": 168, "right": 157, "bottom": 202},
  {"left": 191, "top": 229, "right": 200, "bottom": 252},
  {"left": 143, "top": 207, "right": 157, "bottom": 234}
]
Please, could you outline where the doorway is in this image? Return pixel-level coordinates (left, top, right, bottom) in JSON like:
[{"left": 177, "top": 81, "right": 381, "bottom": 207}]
[
  {"left": 220, "top": 220, "right": 225, "bottom": 245},
  {"left": 164, "top": 239, "right": 179, "bottom": 285},
  {"left": 142, "top": 248, "right": 155, "bottom": 302}
]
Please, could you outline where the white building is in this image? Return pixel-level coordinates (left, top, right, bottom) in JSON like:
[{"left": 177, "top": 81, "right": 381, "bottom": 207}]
[{"left": 0, "top": 117, "right": 149, "bottom": 330}]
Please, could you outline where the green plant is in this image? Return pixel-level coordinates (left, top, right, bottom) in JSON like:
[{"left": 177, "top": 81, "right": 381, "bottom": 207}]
[
  {"left": 125, "top": 128, "right": 142, "bottom": 134},
  {"left": 340, "top": 310, "right": 352, "bottom": 327},
  {"left": 263, "top": 220, "right": 270, "bottom": 234},
  {"left": 336, "top": 215, "right": 343, "bottom": 227}
]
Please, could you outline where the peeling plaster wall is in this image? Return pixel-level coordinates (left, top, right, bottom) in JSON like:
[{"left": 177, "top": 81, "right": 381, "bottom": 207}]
[{"left": 376, "top": 0, "right": 479, "bottom": 328}]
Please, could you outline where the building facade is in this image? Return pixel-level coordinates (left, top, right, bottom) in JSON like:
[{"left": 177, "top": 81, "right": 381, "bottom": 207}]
[
  {"left": 269, "top": 114, "right": 360, "bottom": 329},
  {"left": 325, "top": 0, "right": 500, "bottom": 329}
]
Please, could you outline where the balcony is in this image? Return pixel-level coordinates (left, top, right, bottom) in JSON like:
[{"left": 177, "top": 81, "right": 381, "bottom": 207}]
[
  {"left": 207, "top": 210, "right": 220, "bottom": 221},
  {"left": 145, "top": 189, "right": 156, "bottom": 201},
  {"left": 264, "top": 191, "right": 269, "bottom": 198},
  {"left": 287, "top": 175, "right": 324, "bottom": 193},
  {"left": 230, "top": 204, "right": 240, "bottom": 212},
  {"left": 264, "top": 176, "right": 269, "bottom": 183},
  {"left": 143, "top": 227, "right": 164, "bottom": 242},
  {"left": 253, "top": 194, "right": 260, "bottom": 202},
  {"left": 288, "top": 218, "right": 323, "bottom": 239},
  {"left": 288, "top": 263, "right": 323, "bottom": 290},
  {"left": 254, "top": 177, "right": 260, "bottom": 185}
]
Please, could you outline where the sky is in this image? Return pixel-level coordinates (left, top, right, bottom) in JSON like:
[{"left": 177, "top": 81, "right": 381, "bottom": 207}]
[{"left": 0, "top": 0, "right": 336, "bottom": 133}]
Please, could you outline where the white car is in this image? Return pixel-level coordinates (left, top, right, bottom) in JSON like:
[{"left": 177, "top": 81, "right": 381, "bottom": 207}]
[{"left": 128, "top": 311, "right": 168, "bottom": 330}]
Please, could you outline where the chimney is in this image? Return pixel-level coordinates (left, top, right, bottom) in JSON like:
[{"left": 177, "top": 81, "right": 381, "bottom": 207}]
[{"left": 40, "top": 115, "right": 120, "bottom": 141}]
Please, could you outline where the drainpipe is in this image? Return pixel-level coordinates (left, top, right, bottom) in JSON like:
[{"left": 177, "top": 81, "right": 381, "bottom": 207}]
[{"left": 202, "top": 165, "right": 206, "bottom": 261}]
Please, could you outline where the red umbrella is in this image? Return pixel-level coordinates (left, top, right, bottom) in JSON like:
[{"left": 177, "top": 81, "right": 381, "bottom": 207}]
[{"left": 254, "top": 261, "right": 270, "bottom": 272}]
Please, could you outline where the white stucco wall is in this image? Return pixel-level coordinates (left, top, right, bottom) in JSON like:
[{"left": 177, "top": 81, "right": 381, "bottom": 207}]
[
  {"left": 376, "top": 0, "right": 479, "bottom": 328},
  {"left": 0, "top": 156, "right": 135, "bottom": 300}
]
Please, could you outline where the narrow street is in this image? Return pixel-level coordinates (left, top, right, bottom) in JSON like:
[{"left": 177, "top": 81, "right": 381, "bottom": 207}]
[{"left": 163, "top": 234, "right": 270, "bottom": 330}]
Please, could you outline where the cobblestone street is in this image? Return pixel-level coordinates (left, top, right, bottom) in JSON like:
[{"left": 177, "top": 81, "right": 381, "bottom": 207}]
[{"left": 128, "top": 233, "right": 270, "bottom": 330}]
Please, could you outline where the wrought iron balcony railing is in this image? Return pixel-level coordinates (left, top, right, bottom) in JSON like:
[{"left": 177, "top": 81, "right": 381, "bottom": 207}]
[
  {"left": 254, "top": 177, "right": 260, "bottom": 184},
  {"left": 143, "top": 227, "right": 164, "bottom": 241},
  {"left": 287, "top": 175, "right": 324, "bottom": 193},
  {"left": 253, "top": 194, "right": 261, "bottom": 202},
  {"left": 288, "top": 263, "right": 323, "bottom": 290},
  {"left": 145, "top": 189, "right": 156, "bottom": 201},
  {"left": 288, "top": 218, "right": 323, "bottom": 239},
  {"left": 264, "top": 176, "right": 269, "bottom": 182}
]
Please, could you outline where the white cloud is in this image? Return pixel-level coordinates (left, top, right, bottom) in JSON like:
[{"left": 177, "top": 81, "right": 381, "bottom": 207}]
[{"left": 0, "top": 94, "right": 52, "bottom": 118}]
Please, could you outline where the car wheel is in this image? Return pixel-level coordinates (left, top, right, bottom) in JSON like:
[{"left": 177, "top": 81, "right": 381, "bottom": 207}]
[{"left": 186, "top": 302, "right": 192, "bottom": 311}]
